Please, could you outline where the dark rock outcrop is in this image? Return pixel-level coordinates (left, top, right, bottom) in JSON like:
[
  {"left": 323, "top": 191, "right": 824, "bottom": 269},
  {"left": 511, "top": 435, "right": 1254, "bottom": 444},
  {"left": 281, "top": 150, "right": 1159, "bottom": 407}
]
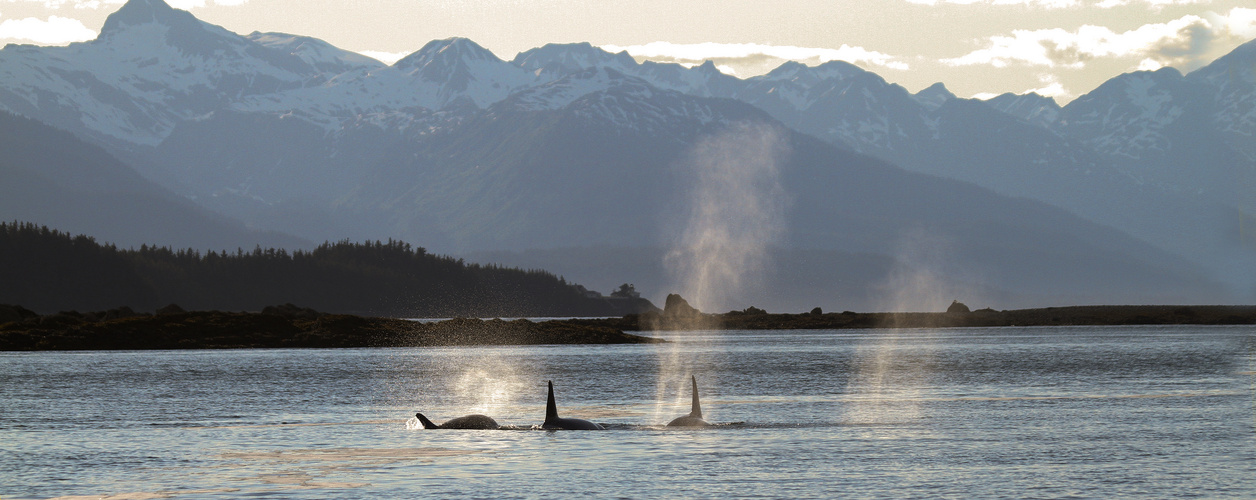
[
  {"left": 947, "top": 300, "right": 971, "bottom": 313},
  {"left": 0, "top": 304, "right": 38, "bottom": 325},
  {"left": 156, "top": 303, "right": 186, "bottom": 315},
  {"left": 663, "top": 294, "right": 701, "bottom": 317}
]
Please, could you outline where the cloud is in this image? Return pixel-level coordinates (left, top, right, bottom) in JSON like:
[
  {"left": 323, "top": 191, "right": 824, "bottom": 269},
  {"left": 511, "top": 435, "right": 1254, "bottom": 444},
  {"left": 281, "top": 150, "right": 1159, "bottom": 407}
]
[
  {"left": 0, "top": 15, "right": 96, "bottom": 44},
  {"left": 905, "top": 0, "right": 1210, "bottom": 7},
  {"left": 1213, "top": 7, "right": 1256, "bottom": 38},
  {"left": 906, "top": 0, "right": 1081, "bottom": 7},
  {"left": 2, "top": 0, "right": 245, "bottom": 8},
  {"left": 1095, "top": 0, "right": 1211, "bottom": 8},
  {"left": 600, "top": 41, "right": 909, "bottom": 73},
  {"left": 3, "top": 0, "right": 124, "bottom": 8},
  {"left": 1026, "top": 74, "right": 1070, "bottom": 97},
  {"left": 943, "top": 8, "right": 1256, "bottom": 71},
  {"left": 166, "top": 0, "right": 251, "bottom": 8}
]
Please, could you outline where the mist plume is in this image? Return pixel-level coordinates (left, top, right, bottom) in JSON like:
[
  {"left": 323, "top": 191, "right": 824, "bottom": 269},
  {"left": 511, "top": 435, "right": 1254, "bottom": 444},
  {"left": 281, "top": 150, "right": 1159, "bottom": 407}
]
[{"left": 664, "top": 121, "right": 790, "bottom": 314}]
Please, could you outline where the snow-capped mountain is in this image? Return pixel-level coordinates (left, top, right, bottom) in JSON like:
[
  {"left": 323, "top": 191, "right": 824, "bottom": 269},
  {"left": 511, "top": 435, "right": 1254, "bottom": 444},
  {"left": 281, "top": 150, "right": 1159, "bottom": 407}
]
[
  {"left": 246, "top": 31, "right": 386, "bottom": 75},
  {"left": 734, "top": 60, "right": 934, "bottom": 160},
  {"left": 2, "top": 0, "right": 1252, "bottom": 306},
  {"left": 523, "top": 70, "right": 728, "bottom": 135},
  {"left": 391, "top": 37, "right": 536, "bottom": 108},
  {"left": 514, "top": 42, "right": 640, "bottom": 77},
  {"left": 1051, "top": 41, "right": 1256, "bottom": 214},
  {"left": 514, "top": 42, "right": 746, "bottom": 99},
  {"left": 1190, "top": 38, "right": 1256, "bottom": 163},
  {"left": 983, "top": 92, "right": 1060, "bottom": 128},
  {"left": 0, "top": 0, "right": 350, "bottom": 146},
  {"left": 1057, "top": 67, "right": 1199, "bottom": 163},
  {"left": 232, "top": 37, "right": 540, "bottom": 131},
  {"left": 912, "top": 82, "right": 957, "bottom": 111}
]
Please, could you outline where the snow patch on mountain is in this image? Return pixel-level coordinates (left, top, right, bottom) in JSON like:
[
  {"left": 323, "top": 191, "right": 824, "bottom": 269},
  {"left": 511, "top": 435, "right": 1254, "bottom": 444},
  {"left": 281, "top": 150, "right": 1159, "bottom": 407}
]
[
  {"left": 1057, "top": 69, "right": 1187, "bottom": 161},
  {"left": 499, "top": 67, "right": 635, "bottom": 111},
  {"left": 234, "top": 37, "right": 538, "bottom": 132},
  {"left": 565, "top": 83, "right": 720, "bottom": 139},
  {"left": 984, "top": 92, "right": 1060, "bottom": 129},
  {"left": 247, "top": 32, "right": 385, "bottom": 75},
  {"left": 0, "top": 0, "right": 326, "bottom": 145},
  {"left": 513, "top": 42, "right": 638, "bottom": 76},
  {"left": 1187, "top": 38, "right": 1256, "bottom": 161}
]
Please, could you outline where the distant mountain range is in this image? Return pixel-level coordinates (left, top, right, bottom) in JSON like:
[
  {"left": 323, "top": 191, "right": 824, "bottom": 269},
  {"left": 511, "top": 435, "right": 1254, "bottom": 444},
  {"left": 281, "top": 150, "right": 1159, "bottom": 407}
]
[
  {"left": 0, "top": 111, "right": 306, "bottom": 250},
  {"left": 0, "top": 0, "right": 1251, "bottom": 311}
]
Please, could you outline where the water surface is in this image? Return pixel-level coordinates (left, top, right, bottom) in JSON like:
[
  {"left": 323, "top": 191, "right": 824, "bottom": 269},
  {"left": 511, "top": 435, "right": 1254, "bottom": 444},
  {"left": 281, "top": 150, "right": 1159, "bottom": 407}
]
[{"left": 2, "top": 326, "right": 1253, "bottom": 498}]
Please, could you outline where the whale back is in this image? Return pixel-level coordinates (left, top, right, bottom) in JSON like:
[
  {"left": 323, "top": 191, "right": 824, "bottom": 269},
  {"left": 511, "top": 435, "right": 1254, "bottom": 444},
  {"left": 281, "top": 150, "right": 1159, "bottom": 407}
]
[
  {"left": 416, "top": 412, "right": 499, "bottom": 430},
  {"left": 442, "top": 414, "right": 499, "bottom": 429}
]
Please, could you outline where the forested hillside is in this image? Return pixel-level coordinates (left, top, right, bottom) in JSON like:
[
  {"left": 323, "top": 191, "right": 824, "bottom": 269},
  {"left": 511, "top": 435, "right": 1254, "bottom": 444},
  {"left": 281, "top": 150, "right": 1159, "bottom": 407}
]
[{"left": 0, "top": 222, "right": 642, "bottom": 317}]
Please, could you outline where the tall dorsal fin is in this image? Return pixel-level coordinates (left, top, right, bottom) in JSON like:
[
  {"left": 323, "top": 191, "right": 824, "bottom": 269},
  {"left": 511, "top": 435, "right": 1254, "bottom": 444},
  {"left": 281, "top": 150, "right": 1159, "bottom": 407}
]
[
  {"left": 415, "top": 412, "right": 439, "bottom": 429},
  {"left": 689, "top": 375, "right": 703, "bottom": 419},
  {"left": 546, "top": 380, "right": 559, "bottom": 423}
]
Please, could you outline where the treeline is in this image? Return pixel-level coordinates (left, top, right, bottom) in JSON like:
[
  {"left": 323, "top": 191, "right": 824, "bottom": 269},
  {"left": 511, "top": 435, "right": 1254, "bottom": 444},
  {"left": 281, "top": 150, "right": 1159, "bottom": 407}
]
[{"left": 0, "top": 221, "right": 630, "bottom": 317}]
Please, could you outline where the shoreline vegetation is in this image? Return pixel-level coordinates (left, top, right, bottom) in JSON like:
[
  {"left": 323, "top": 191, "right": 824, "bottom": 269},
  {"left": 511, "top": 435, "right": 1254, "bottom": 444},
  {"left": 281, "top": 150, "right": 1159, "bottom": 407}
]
[
  {"left": 0, "top": 222, "right": 657, "bottom": 318},
  {"left": 2, "top": 299, "right": 1253, "bottom": 351}
]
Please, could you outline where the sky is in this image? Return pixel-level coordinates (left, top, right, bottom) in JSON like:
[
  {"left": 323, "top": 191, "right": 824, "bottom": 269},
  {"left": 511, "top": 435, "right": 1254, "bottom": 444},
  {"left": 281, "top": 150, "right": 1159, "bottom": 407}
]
[{"left": 1, "top": 0, "right": 1255, "bottom": 103}]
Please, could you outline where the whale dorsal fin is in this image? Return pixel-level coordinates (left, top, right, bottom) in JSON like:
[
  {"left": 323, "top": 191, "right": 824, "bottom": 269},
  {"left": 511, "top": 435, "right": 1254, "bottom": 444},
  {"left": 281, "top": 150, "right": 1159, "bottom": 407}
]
[
  {"left": 415, "top": 412, "right": 440, "bottom": 429},
  {"left": 546, "top": 380, "right": 559, "bottom": 423},
  {"left": 689, "top": 375, "right": 703, "bottom": 419}
]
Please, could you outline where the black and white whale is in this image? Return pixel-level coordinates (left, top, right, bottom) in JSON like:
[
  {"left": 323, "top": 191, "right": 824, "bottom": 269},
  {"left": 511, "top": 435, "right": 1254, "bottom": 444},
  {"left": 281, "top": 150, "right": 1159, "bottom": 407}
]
[
  {"left": 542, "top": 380, "right": 604, "bottom": 430},
  {"left": 414, "top": 412, "right": 500, "bottom": 430},
  {"left": 666, "top": 375, "right": 710, "bottom": 427}
]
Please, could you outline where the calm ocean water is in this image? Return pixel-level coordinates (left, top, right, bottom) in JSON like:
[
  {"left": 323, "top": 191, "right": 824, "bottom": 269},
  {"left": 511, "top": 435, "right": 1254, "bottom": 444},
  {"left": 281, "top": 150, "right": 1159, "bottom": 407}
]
[{"left": 2, "top": 326, "right": 1254, "bottom": 499}]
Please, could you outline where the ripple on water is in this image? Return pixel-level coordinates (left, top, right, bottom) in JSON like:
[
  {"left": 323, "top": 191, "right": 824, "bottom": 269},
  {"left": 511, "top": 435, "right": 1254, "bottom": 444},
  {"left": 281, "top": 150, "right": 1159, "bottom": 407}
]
[{"left": 3, "top": 326, "right": 1254, "bottom": 499}]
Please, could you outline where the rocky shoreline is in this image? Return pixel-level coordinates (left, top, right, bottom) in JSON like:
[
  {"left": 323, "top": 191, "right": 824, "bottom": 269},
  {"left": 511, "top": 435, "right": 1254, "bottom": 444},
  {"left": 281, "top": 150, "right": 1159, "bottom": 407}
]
[
  {"left": 578, "top": 302, "right": 1256, "bottom": 331},
  {"left": 4, "top": 300, "right": 1253, "bottom": 351},
  {"left": 0, "top": 304, "right": 662, "bottom": 351}
]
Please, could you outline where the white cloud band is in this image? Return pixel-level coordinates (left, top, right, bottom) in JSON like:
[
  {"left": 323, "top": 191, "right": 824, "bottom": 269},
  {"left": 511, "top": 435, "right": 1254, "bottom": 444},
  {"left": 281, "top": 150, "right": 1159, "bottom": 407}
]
[
  {"left": 906, "top": 0, "right": 1209, "bottom": 7},
  {"left": 906, "top": 0, "right": 1081, "bottom": 7},
  {"left": 943, "top": 7, "right": 1256, "bottom": 70},
  {"left": 1, "top": 0, "right": 245, "bottom": 9},
  {"left": 0, "top": 15, "right": 96, "bottom": 44}
]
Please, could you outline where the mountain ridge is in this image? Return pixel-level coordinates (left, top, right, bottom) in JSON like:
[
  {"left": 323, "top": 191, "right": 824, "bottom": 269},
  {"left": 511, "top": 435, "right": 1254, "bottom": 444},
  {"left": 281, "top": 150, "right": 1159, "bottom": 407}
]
[{"left": 1, "top": 0, "right": 1251, "bottom": 309}]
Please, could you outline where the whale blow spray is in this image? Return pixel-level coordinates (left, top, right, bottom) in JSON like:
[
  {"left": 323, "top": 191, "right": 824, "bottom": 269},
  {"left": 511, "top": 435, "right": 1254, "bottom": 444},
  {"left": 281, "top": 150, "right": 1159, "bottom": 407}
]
[
  {"left": 664, "top": 121, "right": 789, "bottom": 314},
  {"left": 653, "top": 121, "right": 789, "bottom": 423}
]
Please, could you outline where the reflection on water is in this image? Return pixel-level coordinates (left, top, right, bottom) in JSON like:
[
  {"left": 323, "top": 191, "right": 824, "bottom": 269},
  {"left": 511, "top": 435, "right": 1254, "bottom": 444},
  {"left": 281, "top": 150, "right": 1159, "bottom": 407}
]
[{"left": 2, "top": 326, "right": 1254, "bottom": 499}]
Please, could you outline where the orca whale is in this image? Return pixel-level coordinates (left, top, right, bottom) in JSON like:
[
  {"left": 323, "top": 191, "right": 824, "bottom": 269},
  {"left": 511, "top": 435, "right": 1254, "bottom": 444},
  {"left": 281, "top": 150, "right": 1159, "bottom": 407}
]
[
  {"left": 666, "top": 375, "right": 710, "bottom": 427},
  {"left": 414, "top": 412, "right": 500, "bottom": 430},
  {"left": 542, "top": 380, "right": 604, "bottom": 430}
]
